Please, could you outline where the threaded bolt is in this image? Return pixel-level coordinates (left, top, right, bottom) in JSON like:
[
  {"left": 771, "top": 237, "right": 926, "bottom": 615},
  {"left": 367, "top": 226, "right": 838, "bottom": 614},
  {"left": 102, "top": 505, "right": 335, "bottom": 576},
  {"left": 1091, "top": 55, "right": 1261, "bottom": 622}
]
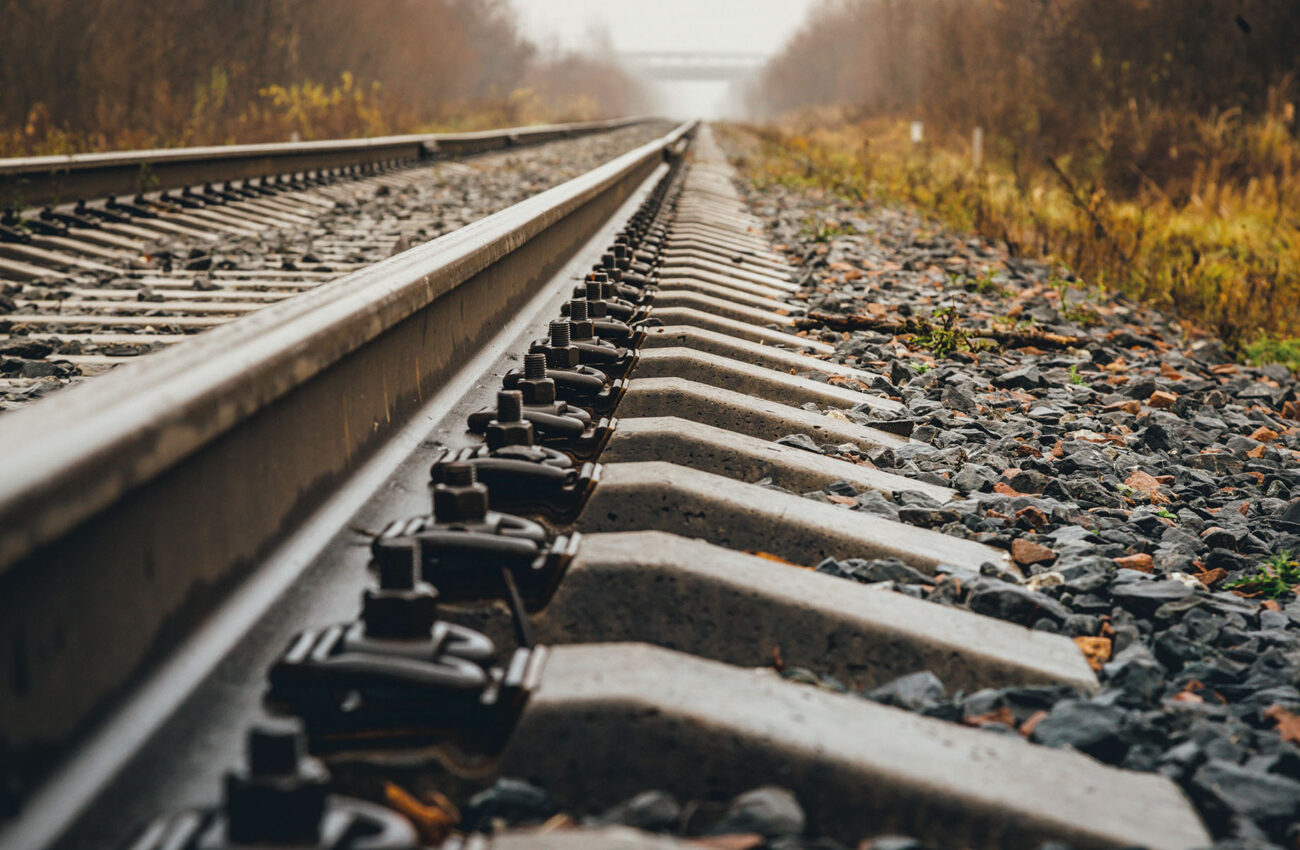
[
  {"left": 600, "top": 282, "right": 614, "bottom": 299},
  {"left": 549, "top": 320, "right": 571, "bottom": 347},
  {"left": 443, "top": 461, "right": 475, "bottom": 487},
  {"left": 497, "top": 389, "right": 524, "bottom": 422},
  {"left": 524, "top": 352, "right": 548, "bottom": 380},
  {"left": 586, "top": 281, "right": 602, "bottom": 300},
  {"left": 570, "top": 299, "right": 588, "bottom": 321},
  {"left": 591, "top": 271, "right": 608, "bottom": 283}
]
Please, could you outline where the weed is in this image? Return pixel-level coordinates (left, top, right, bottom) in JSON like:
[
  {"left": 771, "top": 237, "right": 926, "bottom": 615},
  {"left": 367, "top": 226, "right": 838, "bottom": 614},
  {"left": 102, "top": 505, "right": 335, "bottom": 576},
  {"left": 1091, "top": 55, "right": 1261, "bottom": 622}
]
[
  {"left": 1069, "top": 365, "right": 1087, "bottom": 385},
  {"left": 1154, "top": 507, "right": 1177, "bottom": 521},
  {"left": 1225, "top": 551, "right": 1300, "bottom": 598},
  {"left": 1061, "top": 301, "right": 1102, "bottom": 328},
  {"left": 955, "top": 269, "right": 1008, "bottom": 296},
  {"left": 800, "top": 216, "right": 852, "bottom": 243},
  {"left": 994, "top": 313, "right": 1036, "bottom": 331},
  {"left": 910, "top": 307, "right": 971, "bottom": 357},
  {"left": 1243, "top": 337, "right": 1300, "bottom": 374}
]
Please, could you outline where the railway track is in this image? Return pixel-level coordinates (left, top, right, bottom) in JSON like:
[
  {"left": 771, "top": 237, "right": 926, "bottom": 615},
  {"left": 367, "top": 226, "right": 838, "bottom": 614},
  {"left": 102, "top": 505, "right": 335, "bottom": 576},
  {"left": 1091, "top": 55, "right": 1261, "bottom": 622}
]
[
  {"left": 0, "top": 119, "right": 662, "bottom": 410},
  {"left": 0, "top": 123, "right": 1222, "bottom": 849}
]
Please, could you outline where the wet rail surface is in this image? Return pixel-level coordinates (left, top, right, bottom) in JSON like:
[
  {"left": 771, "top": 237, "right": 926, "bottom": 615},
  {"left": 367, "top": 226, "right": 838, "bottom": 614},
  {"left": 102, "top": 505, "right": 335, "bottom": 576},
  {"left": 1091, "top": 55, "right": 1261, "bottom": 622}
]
[{"left": 0, "top": 124, "right": 1215, "bottom": 850}]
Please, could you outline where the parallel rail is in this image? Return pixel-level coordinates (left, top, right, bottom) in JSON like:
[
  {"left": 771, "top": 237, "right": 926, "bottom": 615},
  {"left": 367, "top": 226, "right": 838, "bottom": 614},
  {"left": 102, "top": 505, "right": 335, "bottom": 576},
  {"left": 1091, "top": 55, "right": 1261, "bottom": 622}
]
[{"left": 0, "top": 117, "right": 649, "bottom": 210}]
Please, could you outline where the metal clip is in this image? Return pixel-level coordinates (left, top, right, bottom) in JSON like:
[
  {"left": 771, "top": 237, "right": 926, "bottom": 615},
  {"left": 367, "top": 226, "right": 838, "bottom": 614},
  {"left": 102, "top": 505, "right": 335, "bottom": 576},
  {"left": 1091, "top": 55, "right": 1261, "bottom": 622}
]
[
  {"left": 564, "top": 277, "right": 642, "bottom": 328},
  {"left": 467, "top": 354, "right": 611, "bottom": 458},
  {"left": 502, "top": 358, "right": 625, "bottom": 415},
  {"left": 374, "top": 462, "right": 579, "bottom": 608},
  {"left": 530, "top": 311, "right": 634, "bottom": 379},
  {"left": 268, "top": 554, "right": 536, "bottom": 752},
  {"left": 433, "top": 393, "right": 601, "bottom": 517},
  {"left": 120, "top": 720, "right": 419, "bottom": 849}
]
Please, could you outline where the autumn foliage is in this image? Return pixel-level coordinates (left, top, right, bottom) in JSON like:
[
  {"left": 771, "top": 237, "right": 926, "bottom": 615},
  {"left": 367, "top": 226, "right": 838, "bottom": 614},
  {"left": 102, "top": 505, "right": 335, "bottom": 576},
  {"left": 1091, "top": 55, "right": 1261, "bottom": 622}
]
[
  {"left": 0, "top": 0, "right": 646, "bottom": 155},
  {"left": 746, "top": 0, "right": 1300, "bottom": 355}
]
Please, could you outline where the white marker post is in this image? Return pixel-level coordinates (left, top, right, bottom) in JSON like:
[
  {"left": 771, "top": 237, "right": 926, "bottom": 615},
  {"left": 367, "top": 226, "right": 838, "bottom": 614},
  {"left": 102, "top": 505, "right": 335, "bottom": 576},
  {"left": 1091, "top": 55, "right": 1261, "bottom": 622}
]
[
  {"left": 972, "top": 126, "right": 984, "bottom": 171},
  {"left": 910, "top": 121, "right": 924, "bottom": 147}
]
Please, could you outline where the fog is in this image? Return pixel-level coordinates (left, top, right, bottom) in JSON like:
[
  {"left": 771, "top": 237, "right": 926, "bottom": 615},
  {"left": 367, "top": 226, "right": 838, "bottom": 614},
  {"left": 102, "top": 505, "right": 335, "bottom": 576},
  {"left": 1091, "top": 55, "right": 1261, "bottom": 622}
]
[{"left": 512, "top": 0, "right": 819, "bottom": 119}]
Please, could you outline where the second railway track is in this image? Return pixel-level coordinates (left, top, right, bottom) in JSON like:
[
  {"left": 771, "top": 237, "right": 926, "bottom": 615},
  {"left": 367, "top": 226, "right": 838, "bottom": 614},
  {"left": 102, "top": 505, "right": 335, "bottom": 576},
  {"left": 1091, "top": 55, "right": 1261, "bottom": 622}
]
[
  {"left": 0, "top": 122, "right": 1232, "bottom": 849},
  {"left": 0, "top": 119, "right": 666, "bottom": 410}
]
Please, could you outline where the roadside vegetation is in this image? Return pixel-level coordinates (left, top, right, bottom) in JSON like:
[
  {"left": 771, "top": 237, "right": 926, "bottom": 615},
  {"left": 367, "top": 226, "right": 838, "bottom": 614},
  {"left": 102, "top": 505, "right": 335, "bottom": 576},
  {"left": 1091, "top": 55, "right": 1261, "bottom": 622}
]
[
  {"left": 0, "top": 0, "right": 647, "bottom": 156},
  {"left": 743, "top": 0, "right": 1300, "bottom": 366}
]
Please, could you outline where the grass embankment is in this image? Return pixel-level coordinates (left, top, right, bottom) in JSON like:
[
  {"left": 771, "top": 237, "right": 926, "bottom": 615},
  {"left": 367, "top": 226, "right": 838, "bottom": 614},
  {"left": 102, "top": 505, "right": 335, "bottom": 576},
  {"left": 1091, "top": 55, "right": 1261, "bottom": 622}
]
[{"left": 727, "top": 110, "right": 1300, "bottom": 368}]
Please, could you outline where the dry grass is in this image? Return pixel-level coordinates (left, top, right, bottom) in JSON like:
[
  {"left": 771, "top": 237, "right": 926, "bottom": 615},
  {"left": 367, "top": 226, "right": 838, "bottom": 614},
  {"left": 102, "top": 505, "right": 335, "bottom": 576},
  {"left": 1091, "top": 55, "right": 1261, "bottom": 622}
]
[
  {"left": 727, "top": 105, "right": 1300, "bottom": 367},
  {"left": 0, "top": 75, "right": 624, "bottom": 158}
]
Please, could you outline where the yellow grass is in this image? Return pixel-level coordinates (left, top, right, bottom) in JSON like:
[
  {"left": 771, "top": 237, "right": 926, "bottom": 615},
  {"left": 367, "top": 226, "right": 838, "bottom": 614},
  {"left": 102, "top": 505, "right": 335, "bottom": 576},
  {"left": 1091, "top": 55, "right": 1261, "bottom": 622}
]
[{"left": 726, "top": 111, "right": 1300, "bottom": 366}]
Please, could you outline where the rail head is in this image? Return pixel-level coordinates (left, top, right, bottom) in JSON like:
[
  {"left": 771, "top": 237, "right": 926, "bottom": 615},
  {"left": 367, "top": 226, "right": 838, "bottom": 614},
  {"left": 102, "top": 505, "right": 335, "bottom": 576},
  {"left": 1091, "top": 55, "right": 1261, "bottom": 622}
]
[
  {"left": 0, "top": 120, "right": 695, "bottom": 576},
  {"left": 0, "top": 116, "right": 656, "bottom": 209}
]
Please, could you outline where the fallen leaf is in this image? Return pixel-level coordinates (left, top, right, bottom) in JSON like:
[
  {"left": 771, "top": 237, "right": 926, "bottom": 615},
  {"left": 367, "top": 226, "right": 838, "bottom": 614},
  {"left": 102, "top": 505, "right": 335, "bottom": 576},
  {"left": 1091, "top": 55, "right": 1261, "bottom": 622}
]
[
  {"left": 1124, "top": 470, "right": 1171, "bottom": 504},
  {"left": 1104, "top": 400, "right": 1142, "bottom": 415},
  {"left": 1264, "top": 705, "right": 1300, "bottom": 745},
  {"left": 826, "top": 494, "right": 857, "bottom": 506},
  {"left": 1114, "top": 553, "right": 1154, "bottom": 573},
  {"left": 1073, "top": 636, "right": 1112, "bottom": 672},
  {"left": 994, "top": 482, "right": 1026, "bottom": 498},
  {"left": 751, "top": 551, "right": 805, "bottom": 567},
  {"left": 963, "top": 706, "right": 1016, "bottom": 727},
  {"left": 1019, "top": 710, "right": 1049, "bottom": 738},
  {"left": 1194, "top": 567, "right": 1227, "bottom": 587},
  {"left": 384, "top": 782, "right": 458, "bottom": 844},
  {"left": 1251, "top": 426, "right": 1279, "bottom": 443},
  {"left": 1147, "top": 390, "right": 1178, "bottom": 409}
]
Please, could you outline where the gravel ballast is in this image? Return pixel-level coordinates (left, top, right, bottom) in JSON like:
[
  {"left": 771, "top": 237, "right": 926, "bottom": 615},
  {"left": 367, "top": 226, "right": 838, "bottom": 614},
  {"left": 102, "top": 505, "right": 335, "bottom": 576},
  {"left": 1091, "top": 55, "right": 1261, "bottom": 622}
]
[{"left": 710, "top": 127, "right": 1300, "bottom": 849}]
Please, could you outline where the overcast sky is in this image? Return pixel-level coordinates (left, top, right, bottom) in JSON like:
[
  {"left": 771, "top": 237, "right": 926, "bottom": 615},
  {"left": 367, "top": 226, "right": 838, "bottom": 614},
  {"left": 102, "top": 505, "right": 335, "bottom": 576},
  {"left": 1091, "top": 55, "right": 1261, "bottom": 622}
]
[
  {"left": 512, "top": 0, "right": 819, "bottom": 57},
  {"left": 512, "top": 0, "right": 821, "bottom": 118}
]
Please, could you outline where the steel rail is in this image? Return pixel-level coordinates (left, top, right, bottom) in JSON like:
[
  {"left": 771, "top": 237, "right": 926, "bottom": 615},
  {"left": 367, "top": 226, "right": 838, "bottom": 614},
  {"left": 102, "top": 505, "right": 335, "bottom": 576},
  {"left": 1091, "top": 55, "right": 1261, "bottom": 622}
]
[
  {"left": 0, "top": 121, "right": 694, "bottom": 806},
  {"left": 0, "top": 116, "right": 652, "bottom": 209}
]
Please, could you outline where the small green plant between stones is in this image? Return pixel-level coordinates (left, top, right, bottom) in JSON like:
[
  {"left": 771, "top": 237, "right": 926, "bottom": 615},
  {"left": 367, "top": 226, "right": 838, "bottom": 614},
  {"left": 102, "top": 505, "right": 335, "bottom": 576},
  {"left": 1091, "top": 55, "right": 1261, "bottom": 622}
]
[{"left": 1225, "top": 550, "right": 1300, "bottom": 598}]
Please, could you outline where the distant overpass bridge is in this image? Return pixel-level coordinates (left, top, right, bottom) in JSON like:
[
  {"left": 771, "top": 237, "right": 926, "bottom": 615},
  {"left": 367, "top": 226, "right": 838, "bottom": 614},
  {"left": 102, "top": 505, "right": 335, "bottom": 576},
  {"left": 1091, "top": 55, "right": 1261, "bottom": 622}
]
[{"left": 617, "top": 51, "right": 766, "bottom": 83}]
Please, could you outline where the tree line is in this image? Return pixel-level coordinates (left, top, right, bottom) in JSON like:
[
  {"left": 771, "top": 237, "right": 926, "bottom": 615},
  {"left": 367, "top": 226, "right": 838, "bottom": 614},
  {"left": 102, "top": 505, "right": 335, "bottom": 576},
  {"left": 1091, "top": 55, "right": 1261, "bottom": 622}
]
[
  {"left": 0, "top": 0, "right": 647, "bottom": 153},
  {"left": 753, "top": 0, "right": 1300, "bottom": 197}
]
